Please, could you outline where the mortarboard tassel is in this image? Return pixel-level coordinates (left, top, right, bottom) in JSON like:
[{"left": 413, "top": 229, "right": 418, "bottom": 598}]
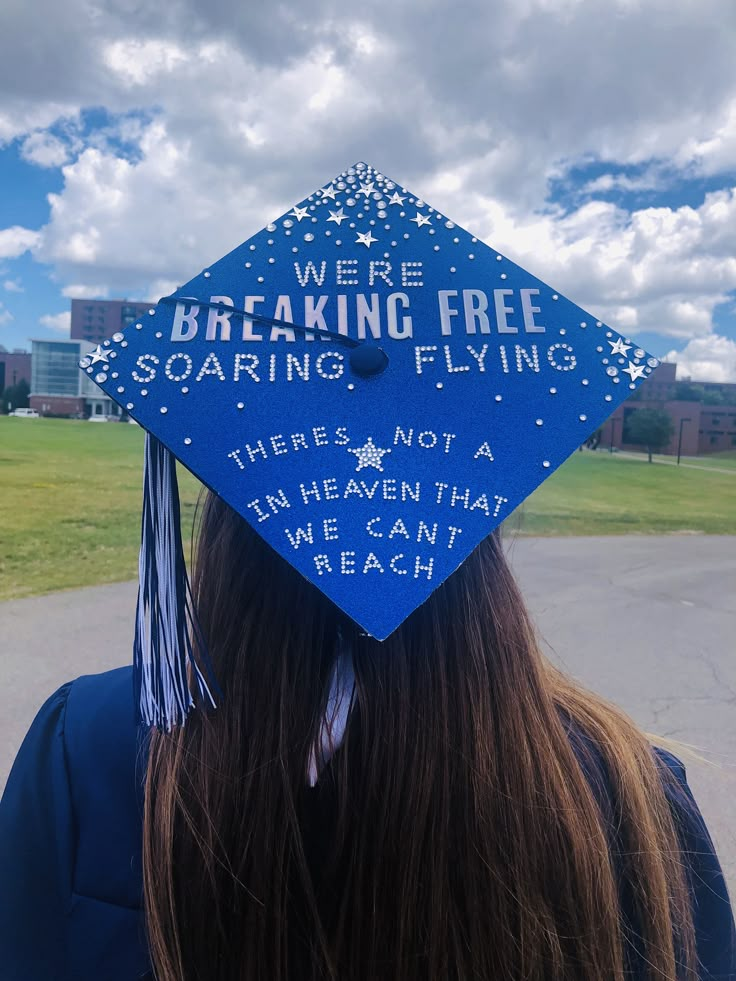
[
  {"left": 307, "top": 634, "right": 356, "bottom": 786},
  {"left": 134, "top": 433, "right": 218, "bottom": 729}
]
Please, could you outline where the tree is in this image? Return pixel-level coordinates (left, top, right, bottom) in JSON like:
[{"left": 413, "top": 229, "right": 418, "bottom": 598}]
[
  {"left": 625, "top": 408, "right": 674, "bottom": 462},
  {"left": 1, "top": 379, "right": 30, "bottom": 414},
  {"left": 702, "top": 389, "right": 727, "bottom": 406},
  {"left": 673, "top": 381, "right": 703, "bottom": 402}
]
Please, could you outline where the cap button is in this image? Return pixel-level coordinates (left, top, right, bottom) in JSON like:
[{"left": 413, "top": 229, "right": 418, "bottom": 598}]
[{"left": 349, "top": 343, "right": 388, "bottom": 378}]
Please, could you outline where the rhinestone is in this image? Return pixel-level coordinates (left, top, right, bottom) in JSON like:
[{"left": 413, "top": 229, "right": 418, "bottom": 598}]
[
  {"left": 160, "top": 406, "right": 168, "bottom": 414},
  {"left": 112, "top": 332, "right": 124, "bottom": 342},
  {"left": 606, "top": 366, "right": 618, "bottom": 377},
  {"left": 95, "top": 372, "right": 107, "bottom": 383},
  {"left": 184, "top": 437, "right": 192, "bottom": 446},
  {"left": 304, "top": 233, "right": 315, "bottom": 242}
]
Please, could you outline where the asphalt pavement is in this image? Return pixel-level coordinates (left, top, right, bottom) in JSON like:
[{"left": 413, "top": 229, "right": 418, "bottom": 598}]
[{"left": 1, "top": 535, "right": 734, "bottom": 892}]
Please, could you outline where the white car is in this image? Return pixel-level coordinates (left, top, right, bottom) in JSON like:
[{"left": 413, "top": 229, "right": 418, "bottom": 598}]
[{"left": 9, "top": 408, "right": 40, "bottom": 418}]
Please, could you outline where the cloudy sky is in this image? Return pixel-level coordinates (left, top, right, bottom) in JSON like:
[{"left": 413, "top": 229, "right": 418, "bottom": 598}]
[{"left": 1, "top": 0, "right": 735, "bottom": 379}]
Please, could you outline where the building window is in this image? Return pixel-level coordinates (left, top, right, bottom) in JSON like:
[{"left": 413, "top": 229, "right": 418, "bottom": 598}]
[
  {"left": 711, "top": 417, "right": 720, "bottom": 425},
  {"left": 710, "top": 436, "right": 718, "bottom": 445}
]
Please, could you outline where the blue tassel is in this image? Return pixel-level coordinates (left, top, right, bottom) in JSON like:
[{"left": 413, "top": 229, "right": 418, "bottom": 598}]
[{"left": 133, "top": 434, "right": 218, "bottom": 729}]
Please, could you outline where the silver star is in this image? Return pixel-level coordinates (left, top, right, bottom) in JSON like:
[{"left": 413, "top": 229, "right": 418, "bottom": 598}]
[
  {"left": 608, "top": 338, "right": 632, "bottom": 356},
  {"left": 320, "top": 184, "right": 338, "bottom": 200},
  {"left": 623, "top": 361, "right": 647, "bottom": 381},
  {"left": 410, "top": 212, "right": 432, "bottom": 227},
  {"left": 327, "top": 208, "right": 348, "bottom": 225},
  {"left": 388, "top": 192, "right": 405, "bottom": 205},
  {"left": 356, "top": 230, "right": 378, "bottom": 248},
  {"left": 88, "top": 345, "right": 110, "bottom": 365},
  {"left": 356, "top": 181, "right": 376, "bottom": 198},
  {"left": 347, "top": 437, "right": 391, "bottom": 472},
  {"left": 289, "top": 206, "right": 310, "bottom": 222}
]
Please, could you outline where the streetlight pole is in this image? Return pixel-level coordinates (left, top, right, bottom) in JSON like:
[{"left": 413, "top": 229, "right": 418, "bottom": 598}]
[
  {"left": 609, "top": 416, "right": 618, "bottom": 454},
  {"left": 677, "top": 417, "right": 691, "bottom": 465}
]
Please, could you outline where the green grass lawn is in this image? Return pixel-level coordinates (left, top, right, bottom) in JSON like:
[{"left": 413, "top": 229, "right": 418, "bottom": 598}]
[
  {"left": 649, "top": 450, "right": 736, "bottom": 472},
  {"left": 1, "top": 417, "right": 734, "bottom": 600}
]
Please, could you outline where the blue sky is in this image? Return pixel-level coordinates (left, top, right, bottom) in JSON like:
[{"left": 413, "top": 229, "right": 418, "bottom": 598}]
[{"left": 1, "top": 0, "right": 735, "bottom": 380}]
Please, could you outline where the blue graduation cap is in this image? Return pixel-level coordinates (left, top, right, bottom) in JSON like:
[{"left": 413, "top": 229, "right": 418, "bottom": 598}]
[{"left": 81, "top": 161, "right": 658, "bottom": 728}]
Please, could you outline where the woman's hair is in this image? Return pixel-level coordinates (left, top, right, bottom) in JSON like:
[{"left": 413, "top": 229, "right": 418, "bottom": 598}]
[{"left": 143, "top": 491, "right": 695, "bottom": 981}]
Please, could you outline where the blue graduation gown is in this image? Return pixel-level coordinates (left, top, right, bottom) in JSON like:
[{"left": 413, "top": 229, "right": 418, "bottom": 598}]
[{"left": 1, "top": 667, "right": 734, "bottom": 980}]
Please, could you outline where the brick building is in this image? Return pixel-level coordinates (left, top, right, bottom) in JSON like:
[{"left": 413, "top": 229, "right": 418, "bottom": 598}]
[
  {"left": 0, "top": 347, "right": 31, "bottom": 393},
  {"left": 29, "top": 297, "right": 153, "bottom": 417},
  {"left": 71, "top": 299, "right": 152, "bottom": 343},
  {"left": 600, "top": 361, "right": 736, "bottom": 456}
]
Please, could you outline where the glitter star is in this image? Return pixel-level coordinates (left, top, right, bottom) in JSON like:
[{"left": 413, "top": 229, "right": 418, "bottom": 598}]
[
  {"left": 88, "top": 344, "right": 110, "bottom": 365},
  {"left": 347, "top": 437, "right": 391, "bottom": 472},
  {"left": 608, "top": 338, "right": 632, "bottom": 356},
  {"left": 623, "top": 361, "right": 647, "bottom": 381},
  {"left": 356, "top": 230, "right": 378, "bottom": 248},
  {"left": 410, "top": 212, "right": 432, "bottom": 227},
  {"left": 388, "top": 192, "right": 405, "bottom": 205},
  {"left": 327, "top": 208, "right": 348, "bottom": 225},
  {"left": 356, "top": 181, "right": 376, "bottom": 198},
  {"left": 289, "top": 206, "right": 309, "bottom": 222},
  {"left": 320, "top": 184, "right": 338, "bottom": 200}
]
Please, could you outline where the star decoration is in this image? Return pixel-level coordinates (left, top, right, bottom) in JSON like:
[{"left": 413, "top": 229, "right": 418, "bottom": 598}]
[
  {"left": 88, "top": 345, "right": 110, "bottom": 365},
  {"left": 608, "top": 338, "right": 632, "bottom": 356},
  {"left": 356, "top": 230, "right": 378, "bottom": 248},
  {"left": 320, "top": 184, "right": 338, "bottom": 200},
  {"left": 289, "top": 206, "right": 309, "bottom": 222},
  {"left": 388, "top": 192, "right": 405, "bottom": 205},
  {"left": 356, "top": 181, "right": 376, "bottom": 198},
  {"left": 410, "top": 212, "right": 432, "bottom": 227},
  {"left": 327, "top": 208, "right": 348, "bottom": 225},
  {"left": 347, "top": 437, "right": 392, "bottom": 472},
  {"left": 623, "top": 361, "right": 647, "bottom": 381}
]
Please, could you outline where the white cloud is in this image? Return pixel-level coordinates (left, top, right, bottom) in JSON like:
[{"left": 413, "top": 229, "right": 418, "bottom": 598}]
[
  {"left": 61, "top": 283, "right": 109, "bottom": 298},
  {"left": 665, "top": 334, "right": 736, "bottom": 383},
  {"left": 39, "top": 311, "right": 71, "bottom": 334},
  {"left": 20, "top": 131, "right": 70, "bottom": 167},
  {"left": 0, "top": 226, "right": 41, "bottom": 259},
  {"left": 3, "top": 278, "right": 23, "bottom": 293},
  {"left": 0, "top": 302, "right": 13, "bottom": 326},
  {"left": 0, "top": 0, "right": 733, "bottom": 347}
]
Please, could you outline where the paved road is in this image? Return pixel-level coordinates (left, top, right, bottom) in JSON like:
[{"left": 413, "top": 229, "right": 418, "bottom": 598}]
[{"left": 1, "top": 536, "right": 734, "bottom": 892}]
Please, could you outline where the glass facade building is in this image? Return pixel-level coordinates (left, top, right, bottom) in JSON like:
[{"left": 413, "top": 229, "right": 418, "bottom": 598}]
[
  {"left": 30, "top": 339, "right": 120, "bottom": 417},
  {"left": 31, "top": 340, "right": 82, "bottom": 395}
]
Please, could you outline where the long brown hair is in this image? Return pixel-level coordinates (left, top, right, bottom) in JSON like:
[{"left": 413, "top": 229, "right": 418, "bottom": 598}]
[{"left": 144, "top": 491, "right": 695, "bottom": 980}]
